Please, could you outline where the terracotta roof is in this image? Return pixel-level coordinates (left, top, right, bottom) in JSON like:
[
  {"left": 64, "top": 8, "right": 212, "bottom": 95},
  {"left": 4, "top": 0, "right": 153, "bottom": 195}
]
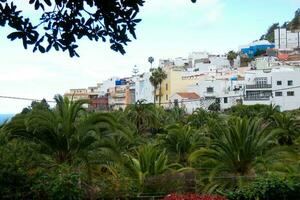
[
  {"left": 278, "top": 53, "right": 289, "bottom": 61},
  {"left": 176, "top": 92, "right": 200, "bottom": 100}
]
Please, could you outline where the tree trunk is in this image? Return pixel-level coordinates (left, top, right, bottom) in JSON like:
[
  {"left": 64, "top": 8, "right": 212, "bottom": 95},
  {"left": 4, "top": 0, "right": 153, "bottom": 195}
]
[
  {"left": 153, "top": 86, "right": 157, "bottom": 105},
  {"left": 158, "top": 84, "right": 162, "bottom": 106},
  {"left": 230, "top": 59, "right": 234, "bottom": 67}
]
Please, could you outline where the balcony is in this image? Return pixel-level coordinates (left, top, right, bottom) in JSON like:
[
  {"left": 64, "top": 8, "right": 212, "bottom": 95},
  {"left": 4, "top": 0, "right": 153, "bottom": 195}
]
[
  {"left": 244, "top": 96, "right": 271, "bottom": 101},
  {"left": 246, "top": 84, "right": 272, "bottom": 89}
]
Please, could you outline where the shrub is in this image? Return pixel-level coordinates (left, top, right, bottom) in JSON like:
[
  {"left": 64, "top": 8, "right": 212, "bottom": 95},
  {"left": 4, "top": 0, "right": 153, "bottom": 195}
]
[
  {"left": 225, "top": 176, "right": 300, "bottom": 200},
  {"left": 164, "top": 193, "right": 228, "bottom": 200}
]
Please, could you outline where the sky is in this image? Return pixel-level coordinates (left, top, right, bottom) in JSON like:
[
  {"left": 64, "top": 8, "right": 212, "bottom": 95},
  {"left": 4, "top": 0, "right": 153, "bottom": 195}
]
[{"left": 0, "top": 0, "right": 299, "bottom": 114}]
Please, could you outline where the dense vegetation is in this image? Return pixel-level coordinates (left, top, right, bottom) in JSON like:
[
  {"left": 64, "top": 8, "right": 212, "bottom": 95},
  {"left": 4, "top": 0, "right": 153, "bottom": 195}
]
[{"left": 1, "top": 96, "right": 300, "bottom": 199}]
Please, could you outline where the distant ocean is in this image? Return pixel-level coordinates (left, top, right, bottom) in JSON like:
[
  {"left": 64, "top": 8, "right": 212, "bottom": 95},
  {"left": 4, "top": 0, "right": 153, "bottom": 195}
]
[{"left": 0, "top": 114, "right": 14, "bottom": 124}]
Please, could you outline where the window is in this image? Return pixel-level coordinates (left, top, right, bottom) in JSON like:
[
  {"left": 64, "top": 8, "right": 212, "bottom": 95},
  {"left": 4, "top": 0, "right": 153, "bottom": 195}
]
[
  {"left": 288, "top": 80, "right": 293, "bottom": 86},
  {"left": 166, "top": 95, "right": 168, "bottom": 100},
  {"left": 287, "top": 91, "right": 294, "bottom": 96},
  {"left": 207, "top": 87, "right": 214, "bottom": 93},
  {"left": 174, "top": 99, "right": 179, "bottom": 107},
  {"left": 224, "top": 97, "right": 228, "bottom": 104},
  {"left": 277, "top": 81, "right": 282, "bottom": 85},
  {"left": 275, "top": 92, "right": 282, "bottom": 97},
  {"left": 166, "top": 83, "right": 168, "bottom": 91},
  {"left": 255, "top": 77, "right": 267, "bottom": 85}
]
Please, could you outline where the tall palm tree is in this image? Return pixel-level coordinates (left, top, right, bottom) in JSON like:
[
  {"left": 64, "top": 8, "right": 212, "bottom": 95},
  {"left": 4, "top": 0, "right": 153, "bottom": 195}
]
[
  {"left": 8, "top": 95, "right": 118, "bottom": 164},
  {"left": 227, "top": 50, "right": 237, "bottom": 67},
  {"left": 149, "top": 67, "right": 167, "bottom": 106},
  {"left": 189, "top": 118, "right": 279, "bottom": 191},
  {"left": 148, "top": 56, "right": 154, "bottom": 69},
  {"left": 272, "top": 112, "right": 300, "bottom": 146}
]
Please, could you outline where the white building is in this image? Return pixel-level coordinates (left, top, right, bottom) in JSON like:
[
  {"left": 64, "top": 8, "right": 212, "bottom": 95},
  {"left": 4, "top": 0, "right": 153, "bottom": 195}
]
[
  {"left": 99, "top": 77, "right": 118, "bottom": 97},
  {"left": 243, "top": 67, "right": 300, "bottom": 111},
  {"left": 188, "top": 52, "right": 209, "bottom": 68},
  {"left": 187, "top": 77, "right": 244, "bottom": 111},
  {"left": 134, "top": 72, "right": 154, "bottom": 103},
  {"left": 170, "top": 92, "right": 200, "bottom": 114},
  {"left": 274, "top": 28, "right": 300, "bottom": 50}
]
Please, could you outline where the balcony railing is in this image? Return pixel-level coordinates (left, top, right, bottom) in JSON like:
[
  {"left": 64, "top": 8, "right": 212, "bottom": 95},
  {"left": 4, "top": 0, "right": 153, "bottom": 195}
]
[
  {"left": 246, "top": 84, "right": 272, "bottom": 89},
  {"left": 244, "top": 96, "right": 271, "bottom": 101}
]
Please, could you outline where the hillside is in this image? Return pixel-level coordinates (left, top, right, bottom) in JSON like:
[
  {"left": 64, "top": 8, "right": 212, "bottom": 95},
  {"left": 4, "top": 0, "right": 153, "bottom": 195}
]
[{"left": 260, "top": 8, "right": 300, "bottom": 42}]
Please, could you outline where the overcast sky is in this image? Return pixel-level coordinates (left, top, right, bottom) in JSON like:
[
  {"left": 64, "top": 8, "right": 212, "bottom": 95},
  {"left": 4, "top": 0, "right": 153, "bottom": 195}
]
[{"left": 0, "top": 0, "right": 298, "bottom": 114}]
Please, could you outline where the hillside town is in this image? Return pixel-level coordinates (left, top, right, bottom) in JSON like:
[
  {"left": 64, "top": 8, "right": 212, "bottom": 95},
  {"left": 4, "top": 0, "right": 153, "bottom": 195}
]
[{"left": 65, "top": 27, "right": 300, "bottom": 113}]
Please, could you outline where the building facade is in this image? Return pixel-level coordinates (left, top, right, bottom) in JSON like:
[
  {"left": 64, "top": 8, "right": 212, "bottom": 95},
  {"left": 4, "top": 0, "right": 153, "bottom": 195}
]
[
  {"left": 243, "top": 67, "right": 300, "bottom": 111},
  {"left": 134, "top": 72, "right": 154, "bottom": 103},
  {"left": 240, "top": 40, "right": 275, "bottom": 58},
  {"left": 274, "top": 28, "right": 300, "bottom": 50}
]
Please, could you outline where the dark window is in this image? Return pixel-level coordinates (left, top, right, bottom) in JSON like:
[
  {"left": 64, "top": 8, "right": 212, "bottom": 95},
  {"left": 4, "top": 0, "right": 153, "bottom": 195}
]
[
  {"left": 166, "top": 83, "right": 168, "bottom": 91},
  {"left": 224, "top": 97, "right": 228, "bottom": 104},
  {"left": 277, "top": 81, "right": 282, "bottom": 85},
  {"left": 288, "top": 80, "right": 293, "bottom": 86},
  {"left": 174, "top": 99, "right": 179, "bottom": 107},
  {"left": 207, "top": 87, "right": 214, "bottom": 93},
  {"left": 275, "top": 92, "right": 282, "bottom": 97},
  {"left": 287, "top": 91, "right": 294, "bottom": 96},
  {"left": 166, "top": 95, "right": 168, "bottom": 100}
]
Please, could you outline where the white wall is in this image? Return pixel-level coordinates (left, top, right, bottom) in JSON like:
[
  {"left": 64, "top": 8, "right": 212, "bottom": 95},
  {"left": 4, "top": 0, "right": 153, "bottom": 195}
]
[
  {"left": 134, "top": 72, "right": 154, "bottom": 103},
  {"left": 274, "top": 28, "right": 300, "bottom": 50},
  {"left": 271, "top": 69, "right": 300, "bottom": 111},
  {"left": 243, "top": 68, "right": 300, "bottom": 111},
  {"left": 99, "top": 77, "right": 118, "bottom": 96}
]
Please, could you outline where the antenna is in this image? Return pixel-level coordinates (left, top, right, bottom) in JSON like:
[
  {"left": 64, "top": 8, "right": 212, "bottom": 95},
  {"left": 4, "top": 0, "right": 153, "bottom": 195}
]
[{"left": 132, "top": 65, "right": 139, "bottom": 77}]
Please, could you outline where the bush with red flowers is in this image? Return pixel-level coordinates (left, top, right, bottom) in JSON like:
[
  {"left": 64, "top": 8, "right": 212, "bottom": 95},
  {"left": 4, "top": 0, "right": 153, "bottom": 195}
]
[{"left": 163, "top": 193, "right": 228, "bottom": 200}]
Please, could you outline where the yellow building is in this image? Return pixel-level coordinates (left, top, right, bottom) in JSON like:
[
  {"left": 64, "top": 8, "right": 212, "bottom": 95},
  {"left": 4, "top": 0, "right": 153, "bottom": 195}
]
[{"left": 157, "top": 65, "right": 205, "bottom": 106}]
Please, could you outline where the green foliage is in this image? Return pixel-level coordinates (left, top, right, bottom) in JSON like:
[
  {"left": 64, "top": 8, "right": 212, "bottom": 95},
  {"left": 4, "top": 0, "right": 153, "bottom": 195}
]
[
  {"left": 227, "top": 51, "right": 238, "bottom": 66},
  {"left": 240, "top": 56, "right": 252, "bottom": 67},
  {"left": 125, "top": 100, "right": 159, "bottom": 135},
  {"left": 260, "top": 23, "right": 279, "bottom": 42},
  {"left": 32, "top": 165, "right": 84, "bottom": 200},
  {"left": 8, "top": 95, "right": 119, "bottom": 164},
  {"left": 208, "top": 101, "right": 220, "bottom": 112},
  {"left": 271, "top": 112, "right": 300, "bottom": 146},
  {"left": 158, "top": 124, "right": 206, "bottom": 165},
  {"left": 188, "top": 108, "right": 220, "bottom": 129},
  {"left": 228, "top": 104, "right": 277, "bottom": 119},
  {"left": 226, "top": 175, "right": 300, "bottom": 200},
  {"left": 2, "top": 94, "right": 300, "bottom": 198},
  {"left": 189, "top": 118, "right": 278, "bottom": 192},
  {"left": 289, "top": 8, "right": 300, "bottom": 30},
  {"left": 150, "top": 67, "right": 168, "bottom": 105}
]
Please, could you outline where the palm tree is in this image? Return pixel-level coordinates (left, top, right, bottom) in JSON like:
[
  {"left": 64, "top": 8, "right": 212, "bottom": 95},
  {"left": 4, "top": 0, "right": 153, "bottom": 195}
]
[
  {"left": 148, "top": 56, "right": 154, "bottom": 69},
  {"left": 158, "top": 124, "right": 207, "bottom": 166},
  {"left": 189, "top": 118, "right": 278, "bottom": 191},
  {"left": 227, "top": 50, "right": 237, "bottom": 67},
  {"left": 188, "top": 108, "right": 220, "bottom": 129},
  {"left": 125, "top": 100, "right": 159, "bottom": 135},
  {"left": 259, "top": 104, "right": 280, "bottom": 122},
  {"left": 8, "top": 95, "right": 118, "bottom": 164},
  {"left": 149, "top": 67, "right": 167, "bottom": 106},
  {"left": 272, "top": 112, "right": 300, "bottom": 146},
  {"left": 124, "top": 145, "right": 172, "bottom": 192}
]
